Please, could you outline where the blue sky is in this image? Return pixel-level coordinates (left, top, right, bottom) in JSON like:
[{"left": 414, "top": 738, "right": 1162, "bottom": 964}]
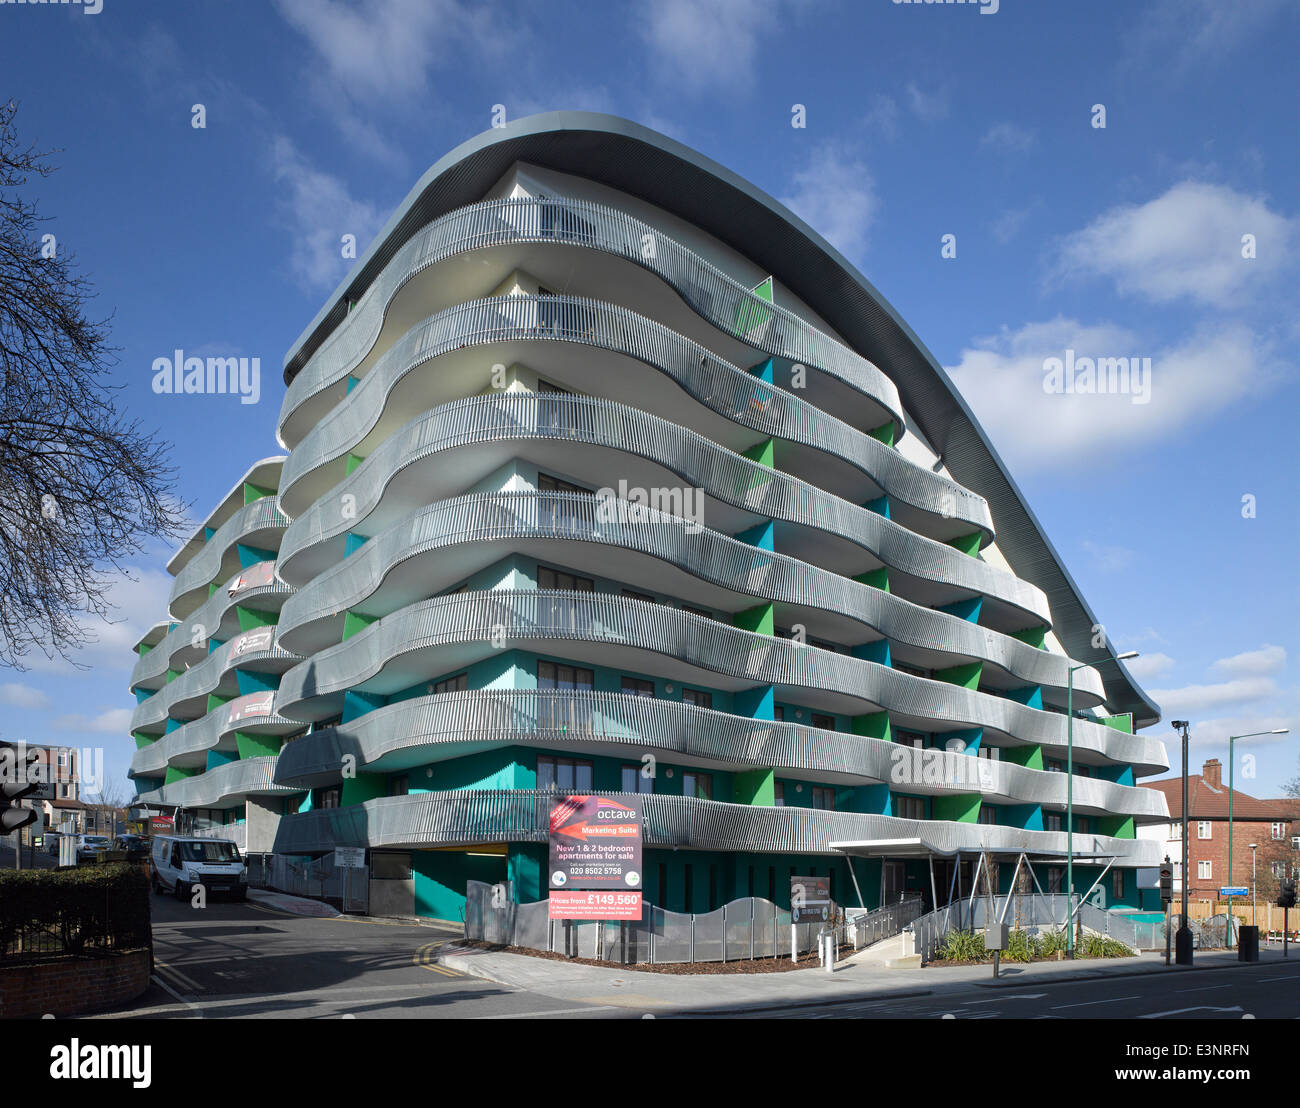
[{"left": 1, "top": 0, "right": 1295, "bottom": 801}]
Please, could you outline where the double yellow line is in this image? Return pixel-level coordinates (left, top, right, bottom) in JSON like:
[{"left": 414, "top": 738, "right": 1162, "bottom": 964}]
[{"left": 414, "top": 940, "right": 463, "bottom": 977}]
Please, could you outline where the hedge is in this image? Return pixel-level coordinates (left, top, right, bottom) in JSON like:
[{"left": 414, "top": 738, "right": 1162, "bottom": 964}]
[{"left": 0, "top": 863, "right": 150, "bottom": 960}]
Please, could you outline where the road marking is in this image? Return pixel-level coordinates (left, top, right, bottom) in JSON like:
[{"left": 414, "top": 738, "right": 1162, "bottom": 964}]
[
  {"left": 154, "top": 959, "right": 203, "bottom": 992},
  {"left": 150, "top": 973, "right": 203, "bottom": 1017},
  {"left": 414, "top": 941, "right": 464, "bottom": 977},
  {"left": 473, "top": 1005, "right": 622, "bottom": 1019},
  {"left": 1177, "top": 984, "right": 1232, "bottom": 992},
  {"left": 1051, "top": 995, "right": 1139, "bottom": 1010},
  {"left": 1259, "top": 975, "right": 1299, "bottom": 982},
  {"left": 1138, "top": 1005, "right": 1244, "bottom": 1019},
  {"left": 965, "top": 993, "right": 1047, "bottom": 1004}
]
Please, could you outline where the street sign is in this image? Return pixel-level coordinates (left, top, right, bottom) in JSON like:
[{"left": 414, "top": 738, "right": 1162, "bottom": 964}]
[
  {"left": 334, "top": 847, "right": 365, "bottom": 868},
  {"left": 790, "top": 874, "right": 832, "bottom": 923},
  {"left": 1219, "top": 886, "right": 1250, "bottom": 898},
  {"left": 547, "top": 795, "right": 642, "bottom": 892},
  {"left": 548, "top": 889, "right": 643, "bottom": 920}
]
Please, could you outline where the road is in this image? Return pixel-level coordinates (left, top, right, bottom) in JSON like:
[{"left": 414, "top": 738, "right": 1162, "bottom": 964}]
[
  {"left": 693, "top": 960, "right": 1300, "bottom": 1019},
  {"left": 89, "top": 891, "right": 1300, "bottom": 1020},
  {"left": 100, "top": 893, "right": 632, "bottom": 1019}
]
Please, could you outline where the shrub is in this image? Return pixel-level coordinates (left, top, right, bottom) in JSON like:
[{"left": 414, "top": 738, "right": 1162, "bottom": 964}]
[
  {"left": 1080, "top": 933, "right": 1133, "bottom": 959},
  {"left": 0, "top": 863, "right": 150, "bottom": 959},
  {"left": 938, "top": 929, "right": 987, "bottom": 962},
  {"left": 1037, "top": 927, "right": 1068, "bottom": 957},
  {"left": 1005, "top": 928, "right": 1035, "bottom": 963}
]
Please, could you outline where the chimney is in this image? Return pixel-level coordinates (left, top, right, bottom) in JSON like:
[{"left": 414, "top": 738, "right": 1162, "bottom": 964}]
[{"left": 1202, "top": 758, "right": 1222, "bottom": 788}]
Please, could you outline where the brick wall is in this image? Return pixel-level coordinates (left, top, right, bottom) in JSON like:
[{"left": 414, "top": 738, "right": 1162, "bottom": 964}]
[
  {"left": 0, "top": 949, "right": 150, "bottom": 1018},
  {"left": 1184, "top": 818, "right": 1287, "bottom": 900}
]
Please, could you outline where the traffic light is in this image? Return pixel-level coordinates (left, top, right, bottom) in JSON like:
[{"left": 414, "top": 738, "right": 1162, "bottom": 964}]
[
  {"left": 1279, "top": 880, "right": 1297, "bottom": 910},
  {"left": 0, "top": 741, "right": 39, "bottom": 833},
  {"left": 1159, "top": 857, "right": 1174, "bottom": 903}
]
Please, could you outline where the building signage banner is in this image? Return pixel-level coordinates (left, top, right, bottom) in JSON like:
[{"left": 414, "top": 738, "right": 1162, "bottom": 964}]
[
  {"left": 548, "top": 794, "right": 642, "bottom": 891},
  {"left": 1219, "top": 886, "right": 1250, "bottom": 898},
  {"left": 790, "top": 874, "right": 832, "bottom": 923},
  {"left": 228, "top": 561, "right": 275, "bottom": 597},
  {"left": 548, "top": 889, "right": 644, "bottom": 920},
  {"left": 227, "top": 690, "right": 275, "bottom": 723}
]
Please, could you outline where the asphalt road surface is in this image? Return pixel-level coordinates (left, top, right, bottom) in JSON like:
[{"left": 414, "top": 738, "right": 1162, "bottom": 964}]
[{"left": 99, "top": 892, "right": 631, "bottom": 1019}]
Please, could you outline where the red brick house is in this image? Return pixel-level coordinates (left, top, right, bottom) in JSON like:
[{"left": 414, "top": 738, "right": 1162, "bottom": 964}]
[{"left": 1142, "top": 759, "right": 1297, "bottom": 901}]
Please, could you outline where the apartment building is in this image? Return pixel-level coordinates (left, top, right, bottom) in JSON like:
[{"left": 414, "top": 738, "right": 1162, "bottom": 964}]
[{"left": 128, "top": 112, "right": 1169, "bottom": 921}]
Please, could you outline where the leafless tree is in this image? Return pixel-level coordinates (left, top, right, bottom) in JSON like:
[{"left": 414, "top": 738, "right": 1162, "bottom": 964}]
[{"left": 0, "top": 100, "right": 186, "bottom": 669}]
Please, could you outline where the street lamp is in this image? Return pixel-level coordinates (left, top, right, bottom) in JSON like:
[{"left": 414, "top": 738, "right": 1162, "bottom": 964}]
[
  {"left": 1250, "top": 843, "right": 1259, "bottom": 926},
  {"left": 1227, "top": 729, "right": 1289, "bottom": 945},
  {"left": 1172, "top": 720, "right": 1193, "bottom": 964},
  {"left": 1066, "top": 650, "right": 1139, "bottom": 958}
]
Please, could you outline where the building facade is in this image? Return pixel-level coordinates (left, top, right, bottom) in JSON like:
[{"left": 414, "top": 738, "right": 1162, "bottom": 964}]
[{"left": 129, "top": 113, "right": 1169, "bottom": 922}]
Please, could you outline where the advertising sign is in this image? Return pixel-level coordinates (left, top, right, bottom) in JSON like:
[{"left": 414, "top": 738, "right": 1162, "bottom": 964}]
[
  {"left": 228, "top": 561, "right": 276, "bottom": 597},
  {"left": 548, "top": 889, "right": 644, "bottom": 920},
  {"left": 334, "top": 847, "right": 366, "bottom": 869},
  {"left": 548, "top": 794, "right": 642, "bottom": 892},
  {"left": 790, "top": 874, "right": 832, "bottom": 923}
]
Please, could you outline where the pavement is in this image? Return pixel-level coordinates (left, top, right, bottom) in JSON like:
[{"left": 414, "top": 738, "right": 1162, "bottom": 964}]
[
  {"left": 433, "top": 939, "right": 1299, "bottom": 1015},
  {"left": 246, "top": 887, "right": 342, "bottom": 917}
]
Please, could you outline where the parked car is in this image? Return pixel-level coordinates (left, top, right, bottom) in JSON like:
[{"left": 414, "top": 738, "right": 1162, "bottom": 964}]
[
  {"left": 151, "top": 835, "right": 247, "bottom": 901},
  {"left": 114, "top": 834, "right": 151, "bottom": 862},
  {"left": 75, "top": 834, "right": 111, "bottom": 863}
]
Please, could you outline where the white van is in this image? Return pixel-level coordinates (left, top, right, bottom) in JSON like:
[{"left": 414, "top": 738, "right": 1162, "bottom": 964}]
[{"left": 151, "top": 835, "right": 247, "bottom": 901}]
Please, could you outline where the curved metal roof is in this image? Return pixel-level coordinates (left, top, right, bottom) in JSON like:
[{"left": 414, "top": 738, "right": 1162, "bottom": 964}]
[{"left": 282, "top": 111, "right": 1160, "bottom": 729}]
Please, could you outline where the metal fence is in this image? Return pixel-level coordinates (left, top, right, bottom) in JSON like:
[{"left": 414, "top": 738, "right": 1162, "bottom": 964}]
[
  {"left": 464, "top": 882, "right": 921, "bottom": 965},
  {"left": 244, "top": 852, "right": 368, "bottom": 913},
  {"left": 908, "top": 894, "right": 1168, "bottom": 964}
]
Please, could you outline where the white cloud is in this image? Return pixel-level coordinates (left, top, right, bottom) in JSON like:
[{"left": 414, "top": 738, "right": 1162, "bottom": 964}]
[
  {"left": 639, "top": 0, "right": 802, "bottom": 95},
  {"left": 1125, "top": 653, "right": 1176, "bottom": 682},
  {"left": 991, "top": 206, "right": 1032, "bottom": 244},
  {"left": 1183, "top": 715, "right": 1294, "bottom": 749},
  {"left": 903, "top": 82, "right": 948, "bottom": 122},
  {"left": 1127, "top": 0, "right": 1291, "bottom": 74},
  {"left": 53, "top": 708, "right": 133, "bottom": 734},
  {"left": 269, "top": 136, "right": 387, "bottom": 293},
  {"left": 1147, "top": 677, "right": 1279, "bottom": 717},
  {"left": 863, "top": 94, "right": 900, "bottom": 140},
  {"left": 1212, "top": 644, "right": 1287, "bottom": 678},
  {"left": 945, "top": 317, "right": 1280, "bottom": 469},
  {"left": 1056, "top": 182, "right": 1297, "bottom": 308},
  {"left": 981, "top": 122, "right": 1036, "bottom": 153},
  {"left": 274, "top": 0, "right": 506, "bottom": 102},
  {"left": 0, "top": 683, "right": 52, "bottom": 710},
  {"left": 779, "top": 146, "right": 877, "bottom": 262}
]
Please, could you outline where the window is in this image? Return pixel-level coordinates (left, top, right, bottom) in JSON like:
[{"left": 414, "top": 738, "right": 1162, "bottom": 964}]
[
  {"left": 621, "top": 588, "right": 655, "bottom": 604},
  {"left": 682, "top": 772, "right": 712, "bottom": 800},
  {"left": 537, "top": 285, "right": 560, "bottom": 331},
  {"left": 1114, "top": 869, "right": 1125, "bottom": 899},
  {"left": 538, "top": 662, "right": 594, "bottom": 732},
  {"left": 389, "top": 775, "right": 409, "bottom": 797},
  {"left": 773, "top": 706, "right": 785, "bottom": 722},
  {"left": 977, "top": 745, "right": 1000, "bottom": 761},
  {"left": 1045, "top": 759, "right": 1065, "bottom": 773},
  {"left": 811, "top": 713, "right": 835, "bottom": 731},
  {"left": 1198, "top": 860, "right": 1212, "bottom": 881},
  {"left": 682, "top": 688, "right": 712, "bottom": 709},
  {"left": 1076, "top": 816, "right": 1091, "bottom": 835},
  {"left": 979, "top": 806, "right": 998, "bottom": 825},
  {"left": 537, "top": 474, "right": 590, "bottom": 532},
  {"left": 897, "top": 730, "right": 926, "bottom": 750},
  {"left": 318, "top": 786, "right": 341, "bottom": 810},
  {"left": 537, "top": 379, "right": 575, "bottom": 433},
  {"left": 1047, "top": 866, "right": 1064, "bottom": 894},
  {"left": 894, "top": 662, "right": 932, "bottom": 679},
  {"left": 1045, "top": 812, "right": 1063, "bottom": 832},
  {"left": 1272, "top": 822, "right": 1286, "bottom": 840},
  {"left": 1075, "top": 765, "right": 1090, "bottom": 778},
  {"left": 313, "top": 714, "right": 343, "bottom": 734},
  {"left": 895, "top": 795, "right": 926, "bottom": 821},
  {"left": 811, "top": 787, "right": 835, "bottom": 811},
  {"left": 537, "top": 755, "right": 593, "bottom": 792},
  {"left": 773, "top": 782, "right": 785, "bottom": 807},
  {"left": 1198, "top": 821, "right": 1213, "bottom": 840},
  {"left": 621, "top": 764, "right": 654, "bottom": 794},
  {"left": 538, "top": 566, "right": 593, "bottom": 592},
  {"left": 433, "top": 673, "right": 467, "bottom": 694},
  {"left": 681, "top": 604, "right": 713, "bottom": 621},
  {"left": 621, "top": 676, "right": 655, "bottom": 698}
]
